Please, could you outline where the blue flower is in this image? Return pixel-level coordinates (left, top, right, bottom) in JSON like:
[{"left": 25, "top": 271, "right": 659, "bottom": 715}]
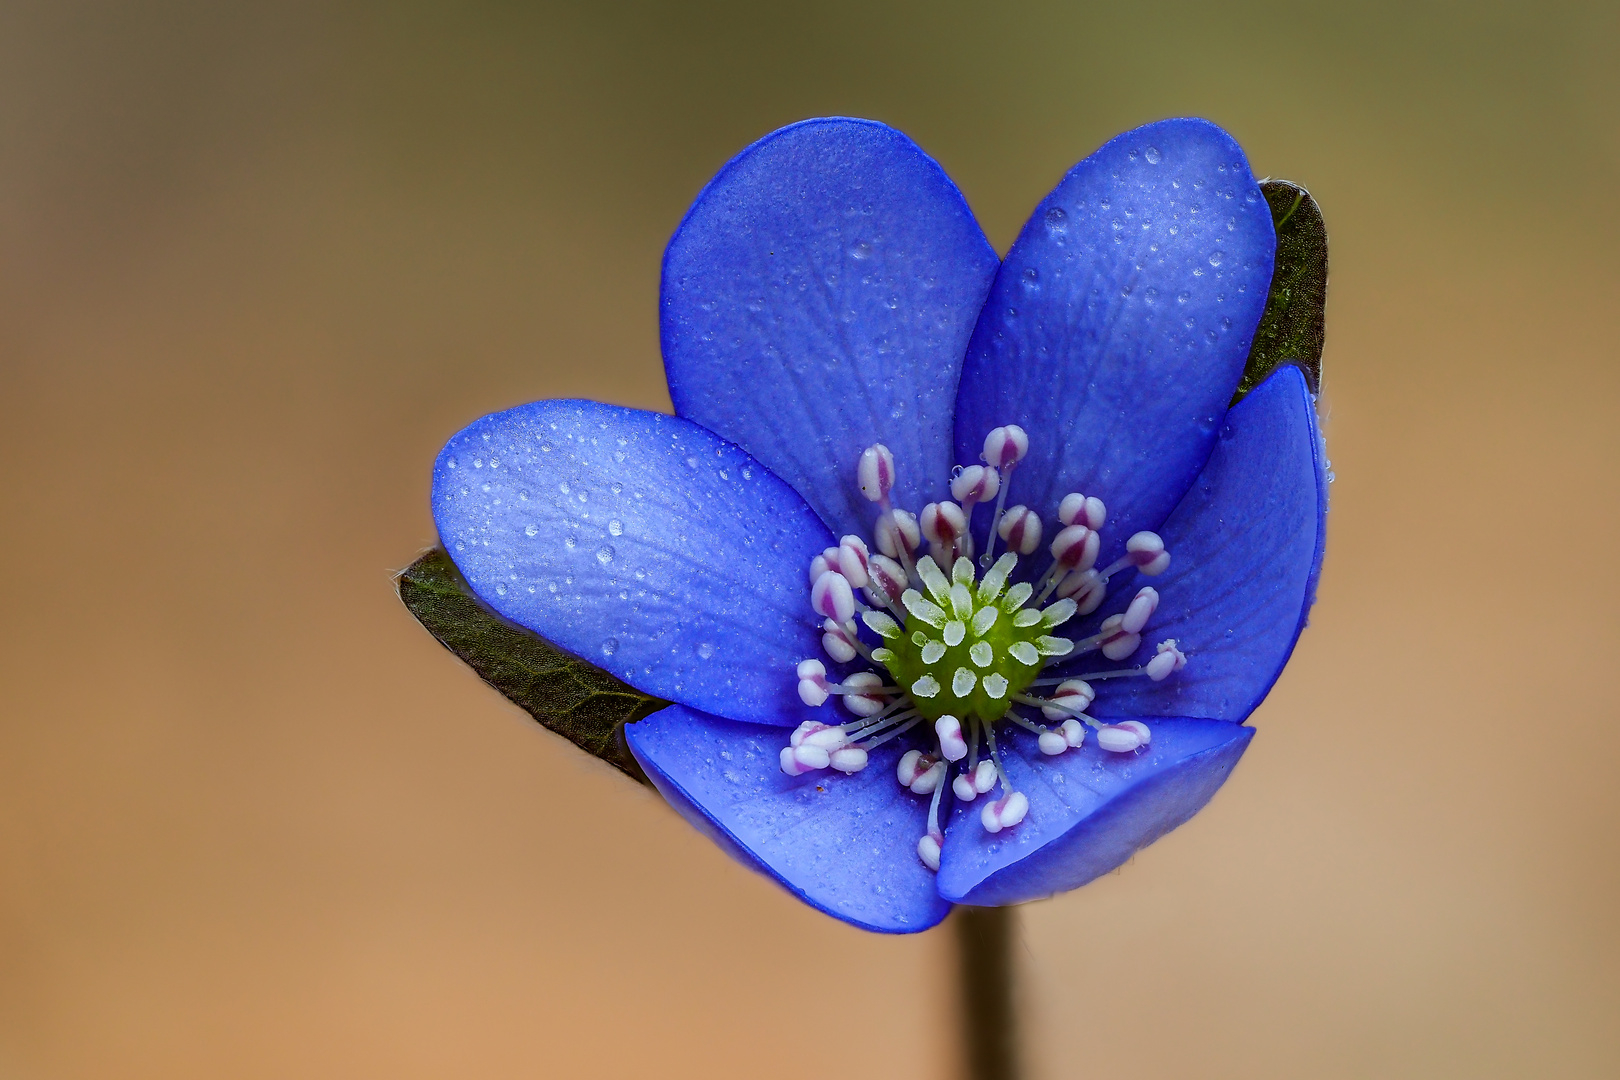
[{"left": 431, "top": 117, "right": 1327, "bottom": 933}]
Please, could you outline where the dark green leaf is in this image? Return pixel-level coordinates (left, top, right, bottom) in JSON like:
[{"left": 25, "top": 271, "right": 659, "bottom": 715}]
[
  {"left": 397, "top": 548, "right": 667, "bottom": 783},
  {"left": 1234, "top": 179, "right": 1327, "bottom": 404}
]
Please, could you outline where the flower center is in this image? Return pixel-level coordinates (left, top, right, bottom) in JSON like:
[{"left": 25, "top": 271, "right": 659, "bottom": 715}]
[{"left": 783, "top": 424, "right": 1189, "bottom": 872}]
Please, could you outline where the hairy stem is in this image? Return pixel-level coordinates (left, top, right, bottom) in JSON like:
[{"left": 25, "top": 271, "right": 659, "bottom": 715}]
[{"left": 954, "top": 905, "right": 1020, "bottom": 1080}]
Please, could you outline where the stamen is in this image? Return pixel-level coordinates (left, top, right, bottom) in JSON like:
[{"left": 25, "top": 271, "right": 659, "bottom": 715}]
[
  {"left": 857, "top": 443, "right": 895, "bottom": 504},
  {"left": 920, "top": 501, "right": 971, "bottom": 563},
  {"left": 950, "top": 464, "right": 1000, "bottom": 509},
  {"left": 864, "top": 554, "right": 908, "bottom": 611},
  {"left": 1096, "top": 531, "right": 1172, "bottom": 583},
  {"left": 875, "top": 509, "right": 921, "bottom": 583},
  {"left": 836, "top": 535, "right": 871, "bottom": 588},
  {"left": 981, "top": 791, "right": 1029, "bottom": 833},
  {"left": 1056, "top": 568, "right": 1107, "bottom": 615},
  {"left": 839, "top": 671, "right": 890, "bottom": 717},
  {"left": 1097, "top": 725, "right": 1146, "bottom": 753},
  {"left": 1144, "top": 639, "right": 1187, "bottom": 680},
  {"left": 809, "top": 546, "right": 840, "bottom": 584},
  {"left": 952, "top": 759, "right": 997, "bottom": 802},
  {"left": 811, "top": 570, "right": 856, "bottom": 624},
  {"left": 935, "top": 715, "right": 968, "bottom": 761},
  {"left": 979, "top": 425, "right": 1028, "bottom": 567},
  {"left": 796, "top": 658, "right": 830, "bottom": 706},
  {"left": 820, "top": 619, "right": 858, "bottom": 663},
  {"left": 1058, "top": 492, "right": 1107, "bottom": 531},
  {"left": 997, "top": 505, "right": 1043, "bottom": 555}
]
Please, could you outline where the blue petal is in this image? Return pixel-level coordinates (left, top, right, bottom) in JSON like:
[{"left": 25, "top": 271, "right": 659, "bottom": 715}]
[
  {"left": 935, "top": 719, "right": 1254, "bottom": 906},
  {"left": 1079, "top": 364, "right": 1327, "bottom": 720},
  {"left": 662, "top": 117, "right": 1000, "bottom": 538},
  {"left": 626, "top": 704, "right": 952, "bottom": 934},
  {"left": 954, "top": 118, "right": 1275, "bottom": 561},
  {"left": 432, "top": 400, "right": 833, "bottom": 726}
]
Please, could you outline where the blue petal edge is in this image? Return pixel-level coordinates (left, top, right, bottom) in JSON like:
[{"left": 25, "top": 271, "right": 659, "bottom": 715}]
[
  {"left": 1062, "top": 363, "right": 1327, "bottom": 720},
  {"left": 626, "top": 704, "right": 952, "bottom": 934},
  {"left": 954, "top": 117, "right": 1275, "bottom": 565},
  {"left": 936, "top": 719, "right": 1254, "bottom": 907},
  {"left": 663, "top": 116, "right": 1000, "bottom": 539},
  {"left": 431, "top": 400, "right": 833, "bottom": 726}
]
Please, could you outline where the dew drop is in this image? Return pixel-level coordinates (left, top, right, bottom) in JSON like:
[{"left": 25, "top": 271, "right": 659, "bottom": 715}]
[
  {"left": 608, "top": 520, "right": 623, "bottom": 536},
  {"left": 524, "top": 524, "right": 538, "bottom": 537},
  {"left": 1209, "top": 250, "right": 1225, "bottom": 267},
  {"left": 698, "top": 642, "right": 716, "bottom": 660},
  {"left": 1044, "top": 206, "right": 1068, "bottom": 235},
  {"left": 596, "top": 545, "right": 615, "bottom": 566},
  {"left": 1144, "top": 146, "right": 1162, "bottom": 164},
  {"left": 602, "top": 639, "right": 619, "bottom": 657}
]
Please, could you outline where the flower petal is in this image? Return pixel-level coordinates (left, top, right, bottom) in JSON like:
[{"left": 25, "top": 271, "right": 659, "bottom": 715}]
[
  {"left": 626, "top": 704, "right": 952, "bottom": 934},
  {"left": 936, "top": 719, "right": 1253, "bottom": 907},
  {"left": 663, "top": 117, "right": 999, "bottom": 538},
  {"left": 1081, "top": 364, "right": 1327, "bottom": 720},
  {"left": 953, "top": 117, "right": 1275, "bottom": 561},
  {"left": 432, "top": 400, "right": 832, "bottom": 726}
]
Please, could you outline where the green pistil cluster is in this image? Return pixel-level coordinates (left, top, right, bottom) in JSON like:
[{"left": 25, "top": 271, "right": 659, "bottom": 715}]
[{"left": 862, "top": 553, "right": 1075, "bottom": 724}]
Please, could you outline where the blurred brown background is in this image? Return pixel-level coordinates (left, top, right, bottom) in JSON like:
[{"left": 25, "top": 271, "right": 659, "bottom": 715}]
[{"left": 2, "top": 1, "right": 1617, "bottom": 1077}]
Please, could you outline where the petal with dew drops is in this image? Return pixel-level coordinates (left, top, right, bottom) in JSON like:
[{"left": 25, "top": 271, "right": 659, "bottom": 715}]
[
  {"left": 663, "top": 117, "right": 999, "bottom": 538},
  {"left": 432, "top": 399, "right": 831, "bottom": 727},
  {"left": 936, "top": 719, "right": 1253, "bottom": 907},
  {"left": 954, "top": 118, "right": 1275, "bottom": 565},
  {"left": 1072, "top": 364, "right": 1326, "bottom": 721},
  {"left": 627, "top": 704, "right": 952, "bottom": 934}
]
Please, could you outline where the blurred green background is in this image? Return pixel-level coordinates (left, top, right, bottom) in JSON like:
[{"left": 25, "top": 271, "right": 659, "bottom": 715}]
[{"left": 2, "top": 2, "right": 1617, "bottom": 1077}]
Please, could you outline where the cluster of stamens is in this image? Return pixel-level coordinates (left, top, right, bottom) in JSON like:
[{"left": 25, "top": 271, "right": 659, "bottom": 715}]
[{"left": 782, "top": 425, "right": 1188, "bottom": 871}]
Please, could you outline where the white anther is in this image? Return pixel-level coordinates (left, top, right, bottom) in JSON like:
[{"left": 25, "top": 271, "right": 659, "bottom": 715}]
[
  {"left": 1097, "top": 725, "right": 1144, "bottom": 753},
  {"left": 1058, "top": 493, "right": 1107, "bottom": 530},
  {"left": 841, "top": 671, "right": 889, "bottom": 717},
  {"left": 948, "top": 582, "right": 974, "bottom": 620},
  {"left": 952, "top": 557, "right": 975, "bottom": 586},
  {"left": 830, "top": 746, "right": 870, "bottom": 773},
  {"left": 917, "top": 832, "right": 942, "bottom": 870},
  {"left": 920, "top": 501, "right": 969, "bottom": 559},
  {"left": 982, "top": 672, "right": 1010, "bottom": 699},
  {"left": 952, "top": 668, "right": 978, "bottom": 696},
  {"left": 910, "top": 760, "right": 947, "bottom": 795},
  {"left": 953, "top": 773, "right": 981, "bottom": 802},
  {"left": 972, "top": 759, "right": 997, "bottom": 793},
  {"left": 796, "top": 659, "right": 830, "bottom": 706},
  {"left": 811, "top": 570, "right": 856, "bottom": 624},
  {"left": 920, "top": 639, "right": 946, "bottom": 664},
  {"left": 797, "top": 722, "right": 849, "bottom": 751},
  {"left": 875, "top": 509, "right": 921, "bottom": 560},
  {"left": 943, "top": 620, "right": 967, "bottom": 647},
  {"left": 793, "top": 743, "right": 832, "bottom": 771},
  {"left": 971, "top": 607, "right": 998, "bottom": 637},
  {"left": 911, "top": 674, "right": 942, "bottom": 698},
  {"left": 858, "top": 444, "right": 896, "bottom": 503},
  {"left": 1001, "top": 582, "right": 1034, "bottom": 611},
  {"left": 1126, "top": 531, "right": 1171, "bottom": 575},
  {"left": 1039, "top": 730, "right": 1069, "bottom": 756},
  {"left": 897, "top": 748, "right": 927, "bottom": 787},
  {"left": 951, "top": 464, "right": 1001, "bottom": 506},
  {"left": 1057, "top": 568, "right": 1107, "bottom": 615},
  {"left": 969, "top": 641, "right": 994, "bottom": 667},
  {"left": 821, "top": 619, "right": 857, "bottom": 663},
  {"left": 983, "top": 425, "right": 1030, "bottom": 469},
  {"left": 981, "top": 790, "right": 1030, "bottom": 833},
  {"left": 809, "top": 546, "right": 840, "bottom": 585},
  {"left": 997, "top": 504, "right": 1043, "bottom": 555},
  {"left": 865, "top": 555, "right": 908, "bottom": 607},
  {"left": 1116, "top": 720, "right": 1152, "bottom": 746},
  {"left": 1008, "top": 641, "right": 1040, "bottom": 666},
  {"left": 1013, "top": 608, "right": 1042, "bottom": 628},
  {"left": 1042, "top": 679, "right": 1095, "bottom": 719},
  {"left": 936, "top": 716, "right": 968, "bottom": 761},
  {"left": 837, "top": 535, "right": 871, "bottom": 588},
  {"left": 1122, "top": 587, "right": 1160, "bottom": 635},
  {"left": 1097, "top": 614, "right": 1142, "bottom": 661},
  {"left": 1145, "top": 639, "right": 1187, "bottom": 681},
  {"left": 1060, "top": 717, "right": 1086, "bottom": 747},
  {"left": 1050, "top": 524, "right": 1101, "bottom": 572}
]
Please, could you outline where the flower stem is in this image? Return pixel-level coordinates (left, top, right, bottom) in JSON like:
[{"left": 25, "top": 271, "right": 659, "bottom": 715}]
[{"left": 954, "top": 905, "right": 1020, "bottom": 1080}]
